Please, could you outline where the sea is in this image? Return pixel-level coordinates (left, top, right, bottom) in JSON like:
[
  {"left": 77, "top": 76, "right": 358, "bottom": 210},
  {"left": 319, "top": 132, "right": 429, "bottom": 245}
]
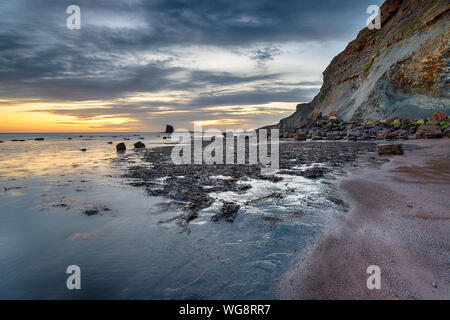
[{"left": 0, "top": 132, "right": 339, "bottom": 299}]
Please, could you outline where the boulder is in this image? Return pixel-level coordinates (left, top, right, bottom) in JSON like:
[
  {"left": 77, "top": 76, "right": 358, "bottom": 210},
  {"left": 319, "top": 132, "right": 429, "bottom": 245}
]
[
  {"left": 377, "top": 144, "right": 404, "bottom": 156},
  {"left": 377, "top": 129, "right": 394, "bottom": 140},
  {"left": 429, "top": 111, "right": 448, "bottom": 123},
  {"left": 416, "top": 125, "right": 443, "bottom": 139},
  {"left": 134, "top": 141, "right": 145, "bottom": 149},
  {"left": 116, "top": 142, "right": 126, "bottom": 152},
  {"left": 294, "top": 133, "right": 307, "bottom": 141},
  {"left": 346, "top": 130, "right": 361, "bottom": 140},
  {"left": 211, "top": 202, "right": 240, "bottom": 223},
  {"left": 326, "top": 132, "right": 342, "bottom": 140},
  {"left": 443, "top": 126, "right": 450, "bottom": 138},
  {"left": 165, "top": 125, "right": 174, "bottom": 134}
]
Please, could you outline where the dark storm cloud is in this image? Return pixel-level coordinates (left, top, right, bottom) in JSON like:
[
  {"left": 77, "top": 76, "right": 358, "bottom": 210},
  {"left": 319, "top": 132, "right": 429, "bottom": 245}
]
[{"left": 0, "top": 0, "right": 383, "bottom": 125}]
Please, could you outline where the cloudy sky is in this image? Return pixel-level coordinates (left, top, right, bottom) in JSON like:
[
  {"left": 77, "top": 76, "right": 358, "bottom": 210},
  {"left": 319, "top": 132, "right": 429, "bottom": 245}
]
[{"left": 0, "top": 0, "right": 383, "bottom": 132}]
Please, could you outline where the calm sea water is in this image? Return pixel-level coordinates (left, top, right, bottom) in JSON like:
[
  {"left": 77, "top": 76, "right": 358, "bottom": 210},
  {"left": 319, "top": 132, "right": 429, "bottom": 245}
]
[{"left": 0, "top": 133, "right": 338, "bottom": 299}]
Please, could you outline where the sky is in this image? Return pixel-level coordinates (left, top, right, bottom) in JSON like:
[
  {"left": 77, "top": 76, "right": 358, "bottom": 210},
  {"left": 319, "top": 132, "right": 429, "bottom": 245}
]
[{"left": 0, "top": 0, "right": 383, "bottom": 132}]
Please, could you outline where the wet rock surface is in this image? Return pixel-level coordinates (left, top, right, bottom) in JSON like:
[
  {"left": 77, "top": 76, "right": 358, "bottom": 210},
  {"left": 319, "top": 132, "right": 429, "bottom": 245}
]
[
  {"left": 121, "top": 140, "right": 384, "bottom": 226},
  {"left": 211, "top": 202, "right": 240, "bottom": 223},
  {"left": 377, "top": 144, "right": 404, "bottom": 156}
]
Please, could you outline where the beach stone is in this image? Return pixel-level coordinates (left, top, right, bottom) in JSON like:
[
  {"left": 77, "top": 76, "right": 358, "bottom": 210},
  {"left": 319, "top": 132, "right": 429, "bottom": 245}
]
[
  {"left": 294, "top": 133, "right": 307, "bottom": 141},
  {"left": 429, "top": 111, "right": 447, "bottom": 123},
  {"left": 116, "top": 142, "right": 126, "bottom": 152},
  {"left": 211, "top": 202, "right": 240, "bottom": 223},
  {"left": 377, "top": 144, "right": 404, "bottom": 156},
  {"left": 80, "top": 148, "right": 87, "bottom": 152},
  {"left": 377, "top": 129, "right": 394, "bottom": 140},
  {"left": 346, "top": 130, "right": 361, "bottom": 140},
  {"left": 443, "top": 126, "right": 450, "bottom": 137},
  {"left": 416, "top": 125, "right": 443, "bottom": 139},
  {"left": 134, "top": 141, "right": 146, "bottom": 149},
  {"left": 311, "top": 136, "right": 322, "bottom": 140},
  {"left": 34, "top": 138, "right": 45, "bottom": 141},
  {"left": 326, "top": 132, "right": 341, "bottom": 140}
]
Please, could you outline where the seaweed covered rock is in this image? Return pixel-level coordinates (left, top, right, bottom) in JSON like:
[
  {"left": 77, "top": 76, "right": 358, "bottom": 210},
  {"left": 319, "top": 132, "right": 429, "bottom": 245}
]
[
  {"left": 165, "top": 125, "right": 174, "bottom": 134},
  {"left": 211, "top": 202, "right": 240, "bottom": 223},
  {"left": 416, "top": 125, "right": 443, "bottom": 139},
  {"left": 377, "top": 144, "right": 404, "bottom": 156}
]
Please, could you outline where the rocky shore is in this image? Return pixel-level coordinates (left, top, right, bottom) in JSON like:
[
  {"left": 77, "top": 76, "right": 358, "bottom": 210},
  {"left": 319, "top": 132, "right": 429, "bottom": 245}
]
[
  {"left": 122, "top": 139, "right": 387, "bottom": 230},
  {"left": 278, "top": 111, "right": 449, "bottom": 142}
]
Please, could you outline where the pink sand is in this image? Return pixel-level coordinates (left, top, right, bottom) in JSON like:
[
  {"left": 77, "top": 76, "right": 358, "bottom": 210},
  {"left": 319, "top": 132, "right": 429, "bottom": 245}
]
[{"left": 279, "top": 138, "right": 450, "bottom": 300}]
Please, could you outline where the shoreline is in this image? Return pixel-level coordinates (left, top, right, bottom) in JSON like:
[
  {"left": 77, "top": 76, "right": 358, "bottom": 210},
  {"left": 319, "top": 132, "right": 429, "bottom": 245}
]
[{"left": 278, "top": 138, "right": 450, "bottom": 299}]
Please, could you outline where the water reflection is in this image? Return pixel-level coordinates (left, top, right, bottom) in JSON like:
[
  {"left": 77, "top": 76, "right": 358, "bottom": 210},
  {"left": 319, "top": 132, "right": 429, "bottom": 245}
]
[{"left": 0, "top": 133, "right": 339, "bottom": 299}]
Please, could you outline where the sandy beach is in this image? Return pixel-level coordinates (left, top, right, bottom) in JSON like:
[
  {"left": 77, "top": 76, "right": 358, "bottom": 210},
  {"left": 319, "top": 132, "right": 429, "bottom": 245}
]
[{"left": 279, "top": 138, "right": 450, "bottom": 299}]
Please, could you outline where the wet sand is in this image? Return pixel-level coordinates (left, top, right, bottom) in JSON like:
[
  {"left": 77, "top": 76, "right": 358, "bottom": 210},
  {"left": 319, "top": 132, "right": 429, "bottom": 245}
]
[{"left": 279, "top": 138, "right": 450, "bottom": 300}]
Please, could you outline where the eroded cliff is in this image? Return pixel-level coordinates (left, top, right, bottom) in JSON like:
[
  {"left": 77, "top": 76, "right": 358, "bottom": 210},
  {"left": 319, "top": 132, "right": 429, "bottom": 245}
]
[{"left": 280, "top": 0, "right": 449, "bottom": 130}]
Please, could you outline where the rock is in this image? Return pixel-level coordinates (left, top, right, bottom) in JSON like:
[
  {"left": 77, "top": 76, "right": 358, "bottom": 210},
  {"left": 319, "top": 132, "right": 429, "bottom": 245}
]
[
  {"left": 211, "top": 202, "right": 240, "bottom": 223},
  {"left": 429, "top": 111, "right": 448, "bottom": 123},
  {"left": 0, "top": 141, "right": 3, "bottom": 143},
  {"left": 107, "top": 141, "right": 113, "bottom": 144},
  {"left": 311, "top": 136, "right": 322, "bottom": 141},
  {"left": 83, "top": 208, "right": 99, "bottom": 216},
  {"left": 326, "top": 132, "right": 342, "bottom": 140},
  {"left": 165, "top": 125, "right": 174, "bottom": 134},
  {"left": 294, "top": 133, "right": 307, "bottom": 141},
  {"left": 443, "top": 126, "right": 450, "bottom": 137},
  {"left": 416, "top": 125, "right": 443, "bottom": 139},
  {"left": 134, "top": 141, "right": 145, "bottom": 149},
  {"left": 346, "top": 130, "right": 361, "bottom": 140},
  {"left": 432, "top": 282, "right": 438, "bottom": 288},
  {"left": 67, "top": 137, "right": 72, "bottom": 140},
  {"left": 80, "top": 148, "right": 87, "bottom": 152},
  {"left": 34, "top": 138, "right": 45, "bottom": 141},
  {"left": 377, "top": 144, "right": 404, "bottom": 156},
  {"left": 377, "top": 129, "right": 394, "bottom": 140},
  {"left": 302, "top": 166, "right": 327, "bottom": 179},
  {"left": 116, "top": 142, "right": 126, "bottom": 152}
]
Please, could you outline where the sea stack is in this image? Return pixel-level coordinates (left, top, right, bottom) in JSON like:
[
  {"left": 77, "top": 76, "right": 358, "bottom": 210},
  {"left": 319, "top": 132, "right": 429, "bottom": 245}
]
[{"left": 165, "top": 125, "right": 174, "bottom": 134}]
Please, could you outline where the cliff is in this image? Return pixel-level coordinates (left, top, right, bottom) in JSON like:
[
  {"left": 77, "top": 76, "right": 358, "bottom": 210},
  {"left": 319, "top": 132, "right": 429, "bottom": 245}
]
[{"left": 279, "top": 0, "right": 450, "bottom": 130}]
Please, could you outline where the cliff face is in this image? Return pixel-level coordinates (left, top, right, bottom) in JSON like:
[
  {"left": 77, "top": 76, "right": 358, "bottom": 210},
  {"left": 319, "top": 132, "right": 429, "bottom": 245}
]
[{"left": 280, "top": 0, "right": 449, "bottom": 130}]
